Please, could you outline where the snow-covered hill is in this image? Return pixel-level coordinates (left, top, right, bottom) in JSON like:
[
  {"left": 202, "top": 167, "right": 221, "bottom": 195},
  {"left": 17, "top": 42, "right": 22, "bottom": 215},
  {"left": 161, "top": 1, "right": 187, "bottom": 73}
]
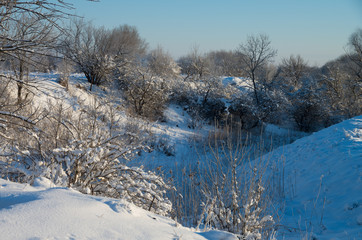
[
  {"left": 0, "top": 177, "right": 237, "bottom": 240},
  {"left": 0, "top": 73, "right": 360, "bottom": 239},
  {"left": 266, "top": 116, "right": 362, "bottom": 239}
]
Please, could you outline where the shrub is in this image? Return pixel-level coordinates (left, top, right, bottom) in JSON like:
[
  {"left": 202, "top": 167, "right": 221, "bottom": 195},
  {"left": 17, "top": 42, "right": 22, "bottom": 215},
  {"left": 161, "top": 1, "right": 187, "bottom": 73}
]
[
  {"left": 199, "top": 98, "right": 227, "bottom": 124},
  {"left": 124, "top": 77, "right": 167, "bottom": 121},
  {"left": 292, "top": 102, "right": 329, "bottom": 132},
  {"left": 0, "top": 92, "right": 173, "bottom": 216},
  {"left": 228, "top": 97, "right": 259, "bottom": 130},
  {"left": 196, "top": 128, "right": 274, "bottom": 239}
]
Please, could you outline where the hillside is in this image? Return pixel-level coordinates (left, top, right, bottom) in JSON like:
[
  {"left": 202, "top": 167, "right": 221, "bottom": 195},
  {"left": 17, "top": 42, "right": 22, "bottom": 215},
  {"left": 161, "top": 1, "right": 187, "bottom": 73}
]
[{"left": 265, "top": 116, "right": 362, "bottom": 239}]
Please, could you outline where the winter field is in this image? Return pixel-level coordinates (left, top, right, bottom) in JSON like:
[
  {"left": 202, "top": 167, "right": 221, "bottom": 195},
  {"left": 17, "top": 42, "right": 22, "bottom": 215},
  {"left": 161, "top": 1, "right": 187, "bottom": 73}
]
[{"left": 0, "top": 73, "right": 360, "bottom": 239}]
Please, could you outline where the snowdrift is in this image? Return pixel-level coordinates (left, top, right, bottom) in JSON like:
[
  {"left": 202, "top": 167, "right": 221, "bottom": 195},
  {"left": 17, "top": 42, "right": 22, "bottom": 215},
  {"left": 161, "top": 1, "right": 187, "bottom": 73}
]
[
  {"left": 0, "top": 177, "right": 237, "bottom": 240},
  {"left": 265, "top": 116, "right": 362, "bottom": 239}
]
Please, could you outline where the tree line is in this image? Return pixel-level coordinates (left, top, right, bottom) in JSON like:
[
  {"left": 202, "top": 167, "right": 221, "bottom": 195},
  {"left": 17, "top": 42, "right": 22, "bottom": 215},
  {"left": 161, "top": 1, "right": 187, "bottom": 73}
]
[{"left": 1, "top": 1, "right": 361, "bottom": 130}]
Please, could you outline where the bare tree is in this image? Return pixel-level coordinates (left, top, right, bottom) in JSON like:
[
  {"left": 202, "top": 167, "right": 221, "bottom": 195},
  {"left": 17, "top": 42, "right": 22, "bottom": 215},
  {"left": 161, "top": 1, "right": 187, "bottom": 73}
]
[
  {"left": 0, "top": 1, "right": 88, "bottom": 128},
  {"left": 321, "top": 56, "right": 362, "bottom": 118},
  {"left": 0, "top": 0, "right": 98, "bottom": 105},
  {"left": 106, "top": 25, "right": 147, "bottom": 89},
  {"left": 61, "top": 20, "right": 115, "bottom": 91},
  {"left": 122, "top": 60, "right": 169, "bottom": 120},
  {"left": 0, "top": 1, "right": 101, "bottom": 59},
  {"left": 147, "top": 47, "right": 180, "bottom": 81},
  {"left": 108, "top": 25, "right": 147, "bottom": 68},
  {"left": 118, "top": 47, "right": 180, "bottom": 120},
  {"left": 177, "top": 47, "right": 224, "bottom": 104},
  {"left": 62, "top": 21, "right": 147, "bottom": 91},
  {"left": 0, "top": 1, "right": 70, "bottom": 54},
  {"left": 178, "top": 46, "right": 210, "bottom": 81},
  {"left": 205, "top": 50, "right": 242, "bottom": 76},
  {"left": 6, "top": 13, "right": 57, "bottom": 104},
  {"left": 280, "top": 55, "right": 308, "bottom": 90},
  {"left": 236, "top": 34, "right": 277, "bottom": 104},
  {"left": 346, "top": 28, "right": 362, "bottom": 82}
]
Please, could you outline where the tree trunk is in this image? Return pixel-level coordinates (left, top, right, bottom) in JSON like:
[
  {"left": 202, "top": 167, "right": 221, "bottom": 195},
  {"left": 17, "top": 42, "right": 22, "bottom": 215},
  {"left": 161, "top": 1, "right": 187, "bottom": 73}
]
[
  {"left": 17, "top": 61, "right": 24, "bottom": 104},
  {"left": 251, "top": 72, "right": 259, "bottom": 105},
  {"left": 17, "top": 82, "right": 23, "bottom": 104}
]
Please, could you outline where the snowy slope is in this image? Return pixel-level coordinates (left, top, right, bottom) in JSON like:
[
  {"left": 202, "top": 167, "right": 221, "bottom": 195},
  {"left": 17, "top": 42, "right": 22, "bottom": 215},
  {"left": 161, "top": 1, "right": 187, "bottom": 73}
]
[
  {"left": 265, "top": 116, "right": 362, "bottom": 239},
  {"left": 0, "top": 177, "right": 237, "bottom": 240},
  {"left": 29, "top": 73, "right": 202, "bottom": 144}
]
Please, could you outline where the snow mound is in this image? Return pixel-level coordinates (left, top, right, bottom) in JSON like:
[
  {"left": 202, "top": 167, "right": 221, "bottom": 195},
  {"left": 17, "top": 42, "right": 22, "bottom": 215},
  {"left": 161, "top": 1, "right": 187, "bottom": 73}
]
[
  {"left": 266, "top": 116, "right": 362, "bottom": 239},
  {"left": 0, "top": 178, "right": 235, "bottom": 240}
]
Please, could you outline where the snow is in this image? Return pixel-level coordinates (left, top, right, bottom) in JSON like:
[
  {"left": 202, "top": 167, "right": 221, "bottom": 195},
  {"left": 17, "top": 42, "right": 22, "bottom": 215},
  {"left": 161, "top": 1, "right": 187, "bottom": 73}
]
[
  {"left": 222, "top": 76, "right": 253, "bottom": 95},
  {"left": 264, "top": 123, "right": 305, "bottom": 137},
  {"left": 1, "top": 72, "right": 361, "bottom": 239},
  {"left": 0, "top": 177, "right": 236, "bottom": 240},
  {"left": 163, "top": 104, "right": 189, "bottom": 127},
  {"left": 265, "top": 116, "right": 362, "bottom": 239},
  {"left": 0, "top": 73, "right": 235, "bottom": 239},
  {"left": 28, "top": 73, "right": 203, "bottom": 144},
  {"left": 222, "top": 77, "right": 252, "bottom": 89}
]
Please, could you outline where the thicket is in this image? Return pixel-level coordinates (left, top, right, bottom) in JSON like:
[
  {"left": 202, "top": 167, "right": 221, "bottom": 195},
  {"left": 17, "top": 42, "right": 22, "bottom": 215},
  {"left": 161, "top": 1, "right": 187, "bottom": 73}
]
[
  {"left": 55, "top": 22, "right": 362, "bottom": 131},
  {"left": 0, "top": 81, "right": 173, "bottom": 215}
]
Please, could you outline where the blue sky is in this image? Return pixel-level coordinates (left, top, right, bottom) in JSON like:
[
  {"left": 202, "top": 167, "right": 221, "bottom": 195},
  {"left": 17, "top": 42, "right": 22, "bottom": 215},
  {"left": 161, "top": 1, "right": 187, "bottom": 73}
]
[{"left": 72, "top": 0, "right": 361, "bottom": 66}]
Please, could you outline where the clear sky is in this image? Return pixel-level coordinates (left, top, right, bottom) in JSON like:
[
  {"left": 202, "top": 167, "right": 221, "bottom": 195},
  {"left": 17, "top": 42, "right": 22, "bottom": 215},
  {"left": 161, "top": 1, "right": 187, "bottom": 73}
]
[{"left": 71, "top": 0, "right": 362, "bottom": 66}]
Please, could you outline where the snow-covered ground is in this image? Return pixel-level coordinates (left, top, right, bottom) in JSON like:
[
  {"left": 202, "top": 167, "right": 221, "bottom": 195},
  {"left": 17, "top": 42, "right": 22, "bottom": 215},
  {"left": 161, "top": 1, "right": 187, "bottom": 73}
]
[
  {"left": 1, "top": 115, "right": 360, "bottom": 239},
  {"left": 0, "top": 177, "right": 237, "bottom": 240},
  {"left": 1, "top": 73, "right": 360, "bottom": 239},
  {"left": 28, "top": 72, "right": 203, "bottom": 143},
  {"left": 266, "top": 116, "right": 362, "bottom": 239}
]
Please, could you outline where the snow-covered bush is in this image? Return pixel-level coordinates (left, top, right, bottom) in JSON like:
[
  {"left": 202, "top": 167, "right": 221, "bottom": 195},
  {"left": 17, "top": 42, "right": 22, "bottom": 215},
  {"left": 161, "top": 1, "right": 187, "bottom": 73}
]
[
  {"left": 185, "top": 97, "right": 227, "bottom": 127},
  {"left": 321, "top": 59, "right": 362, "bottom": 119},
  {"left": 196, "top": 128, "right": 274, "bottom": 239},
  {"left": 199, "top": 98, "right": 227, "bottom": 124},
  {"left": 0, "top": 90, "right": 173, "bottom": 216},
  {"left": 229, "top": 85, "right": 289, "bottom": 129},
  {"left": 124, "top": 72, "right": 168, "bottom": 120},
  {"left": 119, "top": 57, "right": 171, "bottom": 121},
  {"left": 228, "top": 94, "right": 260, "bottom": 130},
  {"left": 170, "top": 77, "right": 228, "bottom": 126},
  {"left": 292, "top": 102, "right": 330, "bottom": 132},
  {"left": 43, "top": 141, "right": 172, "bottom": 216},
  {"left": 288, "top": 79, "right": 331, "bottom": 132},
  {"left": 165, "top": 124, "right": 275, "bottom": 236}
]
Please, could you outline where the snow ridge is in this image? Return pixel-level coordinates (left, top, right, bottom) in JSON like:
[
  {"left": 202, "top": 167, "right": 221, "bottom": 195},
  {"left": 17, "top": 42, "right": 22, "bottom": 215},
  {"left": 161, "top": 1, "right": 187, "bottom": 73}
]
[{"left": 266, "top": 116, "right": 362, "bottom": 239}]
